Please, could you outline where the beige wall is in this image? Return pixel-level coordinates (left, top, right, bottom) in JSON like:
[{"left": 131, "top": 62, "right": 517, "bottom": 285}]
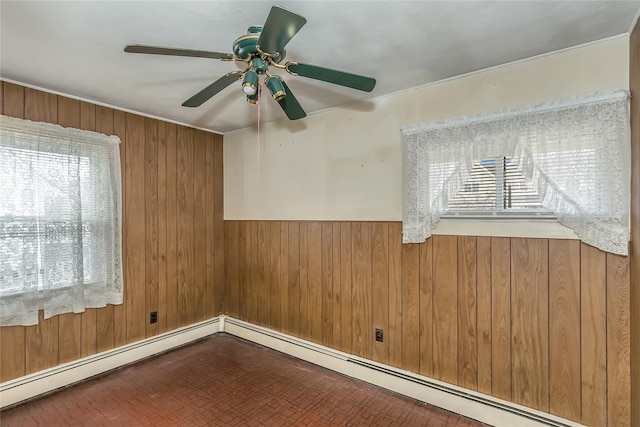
[{"left": 224, "top": 36, "right": 629, "bottom": 220}]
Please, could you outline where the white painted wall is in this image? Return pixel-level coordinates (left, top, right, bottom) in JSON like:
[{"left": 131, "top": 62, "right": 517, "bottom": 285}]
[{"left": 224, "top": 36, "right": 629, "bottom": 221}]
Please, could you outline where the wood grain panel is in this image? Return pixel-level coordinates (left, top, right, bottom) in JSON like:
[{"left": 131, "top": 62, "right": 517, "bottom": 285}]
[
  {"left": 363, "top": 223, "right": 373, "bottom": 360},
  {"left": 402, "top": 243, "right": 420, "bottom": 372},
  {"left": 548, "top": 240, "right": 581, "bottom": 421},
  {"left": 79, "top": 101, "right": 98, "bottom": 356},
  {"left": 418, "top": 237, "right": 433, "bottom": 377},
  {"left": 25, "top": 311, "right": 58, "bottom": 373},
  {"left": 80, "top": 308, "right": 98, "bottom": 357},
  {"left": 237, "top": 218, "right": 248, "bottom": 321},
  {"left": 94, "top": 105, "right": 115, "bottom": 353},
  {"left": 491, "top": 237, "right": 511, "bottom": 401},
  {"left": 308, "top": 222, "right": 322, "bottom": 344},
  {"left": 24, "top": 89, "right": 59, "bottom": 373},
  {"left": 177, "top": 126, "right": 194, "bottom": 327},
  {"left": 224, "top": 221, "right": 233, "bottom": 317},
  {"left": 287, "top": 222, "right": 300, "bottom": 336},
  {"left": 25, "top": 88, "right": 57, "bottom": 123},
  {"left": 3, "top": 82, "right": 24, "bottom": 117},
  {"left": 57, "top": 313, "right": 81, "bottom": 364},
  {"left": 246, "top": 221, "right": 259, "bottom": 324},
  {"left": 340, "top": 223, "right": 353, "bottom": 353},
  {"left": 144, "top": 118, "right": 159, "bottom": 337},
  {"left": 458, "top": 236, "right": 477, "bottom": 390},
  {"left": 205, "top": 134, "right": 219, "bottom": 316},
  {"left": 476, "top": 237, "right": 492, "bottom": 395},
  {"left": 257, "top": 221, "right": 270, "bottom": 327},
  {"left": 511, "top": 238, "right": 549, "bottom": 411},
  {"left": 580, "top": 243, "right": 607, "bottom": 427},
  {"left": 0, "top": 80, "right": 3, "bottom": 114},
  {"left": 331, "top": 224, "right": 341, "bottom": 348},
  {"left": 321, "top": 222, "right": 333, "bottom": 347},
  {"left": 125, "top": 114, "right": 147, "bottom": 341},
  {"left": 79, "top": 101, "right": 95, "bottom": 130},
  {"left": 270, "top": 222, "right": 282, "bottom": 329},
  {"left": 57, "top": 96, "right": 80, "bottom": 127},
  {"left": 607, "top": 253, "right": 631, "bottom": 427},
  {"left": 192, "top": 130, "right": 207, "bottom": 322},
  {"left": 157, "top": 122, "right": 168, "bottom": 333},
  {"left": 0, "top": 326, "right": 25, "bottom": 381},
  {"left": 433, "top": 235, "right": 458, "bottom": 384},
  {"left": 278, "top": 223, "right": 288, "bottom": 329},
  {"left": 213, "top": 138, "right": 226, "bottom": 315},
  {"left": 298, "top": 222, "right": 309, "bottom": 338},
  {"left": 372, "top": 222, "right": 389, "bottom": 364},
  {"left": 226, "top": 221, "right": 239, "bottom": 318},
  {"left": 204, "top": 134, "right": 215, "bottom": 319},
  {"left": 388, "top": 223, "right": 403, "bottom": 368},
  {"left": 165, "top": 123, "right": 179, "bottom": 330},
  {"left": 351, "top": 223, "right": 372, "bottom": 359},
  {"left": 112, "top": 110, "right": 127, "bottom": 348}
]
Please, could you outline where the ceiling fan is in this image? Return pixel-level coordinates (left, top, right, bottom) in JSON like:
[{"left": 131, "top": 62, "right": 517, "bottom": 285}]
[{"left": 124, "top": 5, "right": 376, "bottom": 120}]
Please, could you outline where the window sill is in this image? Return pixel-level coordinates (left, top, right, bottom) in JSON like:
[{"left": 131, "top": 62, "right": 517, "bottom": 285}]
[{"left": 432, "top": 219, "right": 579, "bottom": 240}]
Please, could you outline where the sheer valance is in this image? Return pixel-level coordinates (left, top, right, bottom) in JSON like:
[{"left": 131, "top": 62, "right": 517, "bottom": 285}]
[
  {"left": 401, "top": 90, "right": 631, "bottom": 255},
  {"left": 0, "top": 115, "right": 123, "bottom": 326}
]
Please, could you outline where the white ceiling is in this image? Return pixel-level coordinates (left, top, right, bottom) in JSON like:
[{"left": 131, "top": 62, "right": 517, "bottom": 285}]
[{"left": 2, "top": 1, "right": 639, "bottom": 134}]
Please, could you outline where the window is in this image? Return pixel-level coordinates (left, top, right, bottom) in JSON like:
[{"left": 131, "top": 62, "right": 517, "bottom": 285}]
[
  {"left": 445, "top": 156, "right": 551, "bottom": 217},
  {"left": 0, "top": 115, "right": 123, "bottom": 326},
  {"left": 401, "top": 90, "right": 630, "bottom": 255}
]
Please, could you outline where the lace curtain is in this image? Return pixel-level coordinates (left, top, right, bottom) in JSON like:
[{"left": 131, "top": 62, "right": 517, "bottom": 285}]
[
  {"left": 401, "top": 90, "right": 631, "bottom": 255},
  {"left": 0, "top": 115, "right": 123, "bottom": 326}
]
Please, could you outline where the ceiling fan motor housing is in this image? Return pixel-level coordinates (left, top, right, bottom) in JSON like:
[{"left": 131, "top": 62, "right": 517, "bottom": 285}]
[{"left": 232, "top": 28, "right": 286, "bottom": 63}]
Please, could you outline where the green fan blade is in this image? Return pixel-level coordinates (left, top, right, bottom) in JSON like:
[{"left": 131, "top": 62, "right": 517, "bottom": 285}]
[
  {"left": 287, "top": 63, "right": 376, "bottom": 92},
  {"left": 125, "top": 44, "right": 234, "bottom": 60},
  {"left": 182, "top": 72, "right": 243, "bottom": 107},
  {"left": 257, "top": 6, "right": 306, "bottom": 55},
  {"left": 277, "top": 81, "right": 306, "bottom": 120}
]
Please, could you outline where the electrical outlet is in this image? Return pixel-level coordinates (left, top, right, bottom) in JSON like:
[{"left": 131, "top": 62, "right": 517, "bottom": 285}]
[
  {"left": 375, "top": 328, "right": 383, "bottom": 342},
  {"left": 150, "top": 311, "right": 158, "bottom": 324}
]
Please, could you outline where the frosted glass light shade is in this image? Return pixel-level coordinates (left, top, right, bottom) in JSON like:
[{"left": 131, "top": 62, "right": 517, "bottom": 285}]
[{"left": 242, "top": 70, "right": 259, "bottom": 96}]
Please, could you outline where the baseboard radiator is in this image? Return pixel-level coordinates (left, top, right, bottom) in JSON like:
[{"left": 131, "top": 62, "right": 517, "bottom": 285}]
[
  {"left": 0, "top": 318, "right": 222, "bottom": 409},
  {"left": 1, "top": 316, "right": 585, "bottom": 427}
]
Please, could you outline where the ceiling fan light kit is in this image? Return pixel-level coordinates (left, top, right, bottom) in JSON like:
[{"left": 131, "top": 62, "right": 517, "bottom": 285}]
[
  {"left": 265, "top": 75, "right": 286, "bottom": 101},
  {"left": 242, "top": 70, "right": 259, "bottom": 96},
  {"left": 246, "top": 90, "right": 259, "bottom": 105},
  {"left": 124, "top": 5, "right": 376, "bottom": 121}
]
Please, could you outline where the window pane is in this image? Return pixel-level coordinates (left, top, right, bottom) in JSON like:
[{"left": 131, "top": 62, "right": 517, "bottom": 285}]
[
  {"left": 448, "top": 157, "right": 546, "bottom": 212},
  {"left": 0, "top": 145, "right": 97, "bottom": 290}
]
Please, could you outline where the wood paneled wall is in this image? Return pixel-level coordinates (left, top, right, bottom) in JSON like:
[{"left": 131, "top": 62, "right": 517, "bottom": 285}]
[
  {"left": 0, "top": 82, "right": 225, "bottom": 382},
  {"left": 224, "top": 221, "right": 631, "bottom": 427},
  {"left": 630, "top": 19, "right": 639, "bottom": 427}
]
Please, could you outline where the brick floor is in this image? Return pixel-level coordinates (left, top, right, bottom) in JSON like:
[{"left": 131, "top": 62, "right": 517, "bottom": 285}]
[{"left": 1, "top": 334, "right": 487, "bottom": 426}]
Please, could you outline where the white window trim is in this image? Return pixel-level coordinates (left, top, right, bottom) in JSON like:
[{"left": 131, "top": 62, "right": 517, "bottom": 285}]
[{"left": 432, "top": 219, "right": 578, "bottom": 240}]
